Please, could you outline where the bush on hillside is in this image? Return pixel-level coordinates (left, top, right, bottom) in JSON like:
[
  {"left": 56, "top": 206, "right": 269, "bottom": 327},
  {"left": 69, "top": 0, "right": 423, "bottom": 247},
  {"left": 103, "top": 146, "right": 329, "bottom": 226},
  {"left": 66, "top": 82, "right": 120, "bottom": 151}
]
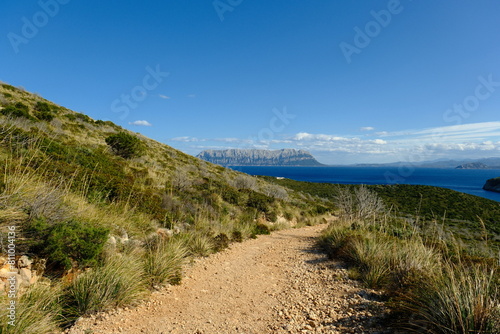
[
  {"left": 1, "top": 84, "right": 20, "bottom": 92},
  {"left": 105, "top": 132, "right": 145, "bottom": 159},
  {"left": 245, "top": 191, "right": 274, "bottom": 213},
  {"left": 212, "top": 233, "right": 230, "bottom": 252},
  {"left": 34, "top": 101, "right": 51, "bottom": 112},
  {"left": 35, "top": 111, "right": 54, "bottom": 122},
  {"left": 26, "top": 219, "right": 109, "bottom": 270},
  {"left": 75, "top": 112, "right": 92, "bottom": 123},
  {"left": 0, "top": 102, "right": 32, "bottom": 119},
  {"left": 34, "top": 101, "right": 56, "bottom": 121}
]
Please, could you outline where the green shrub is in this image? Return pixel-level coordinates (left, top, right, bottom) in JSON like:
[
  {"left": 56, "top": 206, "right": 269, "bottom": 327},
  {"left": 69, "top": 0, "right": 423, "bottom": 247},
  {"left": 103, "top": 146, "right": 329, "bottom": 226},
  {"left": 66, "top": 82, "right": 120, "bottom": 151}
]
[
  {"left": 1, "top": 102, "right": 32, "bottom": 119},
  {"left": 220, "top": 186, "right": 241, "bottom": 205},
  {"left": 74, "top": 112, "right": 92, "bottom": 123},
  {"left": 311, "top": 204, "right": 329, "bottom": 215},
  {"left": 231, "top": 230, "right": 243, "bottom": 242},
  {"left": 246, "top": 191, "right": 274, "bottom": 213},
  {"left": 252, "top": 223, "right": 271, "bottom": 237},
  {"left": 94, "top": 119, "right": 112, "bottom": 126},
  {"left": 266, "top": 210, "right": 278, "bottom": 222},
  {"left": 34, "top": 101, "right": 51, "bottom": 113},
  {"left": 35, "top": 111, "right": 54, "bottom": 122},
  {"left": 212, "top": 233, "right": 230, "bottom": 252},
  {"left": 64, "top": 113, "right": 76, "bottom": 121},
  {"left": 34, "top": 102, "right": 55, "bottom": 121},
  {"left": 283, "top": 211, "right": 294, "bottom": 221},
  {"left": 1, "top": 84, "right": 20, "bottom": 92},
  {"left": 26, "top": 219, "right": 109, "bottom": 270},
  {"left": 105, "top": 132, "right": 145, "bottom": 159}
]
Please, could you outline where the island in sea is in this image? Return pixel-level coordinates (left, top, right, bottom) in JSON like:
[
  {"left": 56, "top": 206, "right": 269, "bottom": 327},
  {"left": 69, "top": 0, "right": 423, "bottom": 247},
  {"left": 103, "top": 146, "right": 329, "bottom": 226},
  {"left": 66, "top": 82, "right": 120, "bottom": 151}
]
[
  {"left": 455, "top": 162, "right": 490, "bottom": 169},
  {"left": 197, "top": 149, "right": 325, "bottom": 167},
  {"left": 483, "top": 177, "right": 500, "bottom": 193}
]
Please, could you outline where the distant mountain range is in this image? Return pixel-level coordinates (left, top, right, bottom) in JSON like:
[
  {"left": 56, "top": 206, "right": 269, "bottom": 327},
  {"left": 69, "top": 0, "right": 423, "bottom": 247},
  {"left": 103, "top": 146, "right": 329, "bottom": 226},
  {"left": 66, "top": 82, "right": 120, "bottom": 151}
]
[
  {"left": 352, "top": 157, "right": 500, "bottom": 169},
  {"left": 196, "top": 149, "right": 500, "bottom": 169},
  {"left": 197, "top": 149, "right": 325, "bottom": 167}
]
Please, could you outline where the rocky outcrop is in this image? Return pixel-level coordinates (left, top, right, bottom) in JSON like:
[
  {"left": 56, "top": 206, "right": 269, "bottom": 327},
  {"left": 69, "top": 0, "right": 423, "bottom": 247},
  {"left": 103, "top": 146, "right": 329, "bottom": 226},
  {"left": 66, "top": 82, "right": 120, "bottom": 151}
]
[
  {"left": 483, "top": 177, "right": 500, "bottom": 193},
  {"left": 456, "top": 162, "right": 489, "bottom": 169},
  {"left": 0, "top": 255, "right": 45, "bottom": 294},
  {"left": 197, "top": 149, "right": 324, "bottom": 167}
]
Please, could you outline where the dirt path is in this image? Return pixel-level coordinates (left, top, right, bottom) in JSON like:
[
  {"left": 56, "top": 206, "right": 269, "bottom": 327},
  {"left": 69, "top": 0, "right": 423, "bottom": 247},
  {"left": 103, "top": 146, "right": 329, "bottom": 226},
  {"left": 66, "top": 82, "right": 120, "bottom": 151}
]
[{"left": 67, "top": 224, "right": 391, "bottom": 334}]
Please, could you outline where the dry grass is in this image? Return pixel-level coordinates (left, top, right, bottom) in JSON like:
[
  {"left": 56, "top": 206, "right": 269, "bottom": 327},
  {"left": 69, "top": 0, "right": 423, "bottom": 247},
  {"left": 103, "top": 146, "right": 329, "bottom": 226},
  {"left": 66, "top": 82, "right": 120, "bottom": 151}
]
[
  {"left": 402, "top": 263, "right": 500, "bottom": 333},
  {"left": 0, "top": 283, "right": 62, "bottom": 334},
  {"left": 64, "top": 253, "right": 147, "bottom": 320},
  {"left": 321, "top": 213, "right": 499, "bottom": 333},
  {"left": 144, "top": 238, "right": 188, "bottom": 287},
  {"left": 186, "top": 233, "right": 214, "bottom": 257}
]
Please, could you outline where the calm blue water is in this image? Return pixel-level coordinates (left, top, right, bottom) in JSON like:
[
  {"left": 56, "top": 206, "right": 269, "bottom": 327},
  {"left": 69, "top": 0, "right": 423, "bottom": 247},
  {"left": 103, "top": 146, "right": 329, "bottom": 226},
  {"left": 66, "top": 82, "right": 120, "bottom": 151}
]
[{"left": 230, "top": 166, "right": 500, "bottom": 203}]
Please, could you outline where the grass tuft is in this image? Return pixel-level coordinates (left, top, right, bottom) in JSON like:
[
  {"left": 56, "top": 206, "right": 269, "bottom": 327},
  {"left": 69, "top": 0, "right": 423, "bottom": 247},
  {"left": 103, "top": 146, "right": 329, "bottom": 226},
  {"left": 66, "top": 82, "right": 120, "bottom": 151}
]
[
  {"left": 0, "top": 283, "right": 62, "bottom": 334},
  {"left": 63, "top": 253, "right": 147, "bottom": 321},
  {"left": 402, "top": 263, "right": 500, "bottom": 333},
  {"left": 187, "top": 233, "right": 214, "bottom": 257},
  {"left": 144, "top": 238, "right": 188, "bottom": 287}
]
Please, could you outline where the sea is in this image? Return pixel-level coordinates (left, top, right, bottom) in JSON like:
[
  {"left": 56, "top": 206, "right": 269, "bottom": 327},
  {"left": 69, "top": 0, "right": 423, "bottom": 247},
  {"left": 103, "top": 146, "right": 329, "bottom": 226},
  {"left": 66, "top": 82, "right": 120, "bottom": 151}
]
[{"left": 229, "top": 166, "right": 500, "bottom": 203}]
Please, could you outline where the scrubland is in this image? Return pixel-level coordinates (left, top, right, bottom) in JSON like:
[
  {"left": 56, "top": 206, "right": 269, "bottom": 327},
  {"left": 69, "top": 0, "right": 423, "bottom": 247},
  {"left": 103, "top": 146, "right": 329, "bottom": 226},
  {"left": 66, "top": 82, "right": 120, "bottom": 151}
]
[{"left": 0, "top": 83, "right": 498, "bottom": 333}]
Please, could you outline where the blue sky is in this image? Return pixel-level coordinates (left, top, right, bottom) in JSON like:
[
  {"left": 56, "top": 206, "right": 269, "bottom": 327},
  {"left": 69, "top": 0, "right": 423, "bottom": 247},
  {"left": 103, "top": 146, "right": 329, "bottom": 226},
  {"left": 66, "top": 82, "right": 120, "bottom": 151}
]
[{"left": 1, "top": 1, "right": 500, "bottom": 164}]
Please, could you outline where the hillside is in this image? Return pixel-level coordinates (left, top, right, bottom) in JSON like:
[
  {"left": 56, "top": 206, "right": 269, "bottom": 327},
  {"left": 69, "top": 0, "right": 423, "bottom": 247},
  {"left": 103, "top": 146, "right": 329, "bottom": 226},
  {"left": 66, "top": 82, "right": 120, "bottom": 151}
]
[
  {"left": 0, "top": 83, "right": 328, "bottom": 331},
  {"left": 0, "top": 83, "right": 498, "bottom": 333},
  {"left": 197, "top": 149, "right": 324, "bottom": 167},
  {"left": 261, "top": 177, "right": 500, "bottom": 250}
]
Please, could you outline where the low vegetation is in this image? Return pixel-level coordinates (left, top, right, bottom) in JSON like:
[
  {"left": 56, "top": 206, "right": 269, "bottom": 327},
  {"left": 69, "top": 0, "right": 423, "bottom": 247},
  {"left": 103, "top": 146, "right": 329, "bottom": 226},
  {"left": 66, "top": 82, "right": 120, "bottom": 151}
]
[
  {"left": 1, "top": 83, "right": 498, "bottom": 333},
  {"left": 105, "top": 132, "right": 145, "bottom": 159},
  {"left": 0, "top": 284, "right": 61, "bottom": 334},
  {"left": 26, "top": 219, "right": 109, "bottom": 270},
  {"left": 265, "top": 177, "right": 500, "bottom": 250},
  {"left": 63, "top": 253, "right": 148, "bottom": 322},
  {"left": 0, "top": 83, "right": 322, "bottom": 333},
  {"left": 319, "top": 186, "right": 500, "bottom": 333}
]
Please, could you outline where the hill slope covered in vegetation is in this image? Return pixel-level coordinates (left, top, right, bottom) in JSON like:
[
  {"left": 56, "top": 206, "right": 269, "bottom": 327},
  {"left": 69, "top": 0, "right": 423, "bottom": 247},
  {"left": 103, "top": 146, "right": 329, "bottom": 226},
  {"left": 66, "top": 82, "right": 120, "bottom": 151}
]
[
  {"left": 0, "top": 83, "right": 498, "bottom": 333},
  {"left": 0, "top": 83, "right": 326, "bottom": 332}
]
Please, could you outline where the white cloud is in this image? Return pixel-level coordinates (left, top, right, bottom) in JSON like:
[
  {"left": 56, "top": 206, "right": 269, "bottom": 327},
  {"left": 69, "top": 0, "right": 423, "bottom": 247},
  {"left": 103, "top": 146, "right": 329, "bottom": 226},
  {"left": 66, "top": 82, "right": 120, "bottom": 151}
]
[
  {"left": 294, "top": 132, "right": 354, "bottom": 142},
  {"left": 375, "top": 131, "right": 389, "bottom": 136},
  {"left": 170, "top": 136, "right": 200, "bottom": 142},
  {"left": 159, "top": 94, "right": 170, "bottom": 99},
  {"left": 290, "top": 121, "right": 500, "bottom": 159},
  {"left": 213, "top": 137, "right": 245, "bottom": 143},
  {"left": 129, "top": 120, "right": 152, "bottom": 126},
  {"left": 168, "top": 122, "right": 500, "bottom": 164},
  {"left": 360, "top": 126, "right": 375, "bottom": 131},
  {"left": 424, "top": 141, "right": 500, "bottom": 152},
  {"left": 380, "top": 121, "right": 500, "bottom": 142}
]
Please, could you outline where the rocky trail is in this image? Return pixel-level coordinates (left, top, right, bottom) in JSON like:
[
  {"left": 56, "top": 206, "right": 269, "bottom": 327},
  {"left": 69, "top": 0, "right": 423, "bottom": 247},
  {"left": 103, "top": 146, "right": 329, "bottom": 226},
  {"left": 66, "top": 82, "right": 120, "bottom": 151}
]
[{"left": 68, "top": 224, "right": 393, "bottom": 334}]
